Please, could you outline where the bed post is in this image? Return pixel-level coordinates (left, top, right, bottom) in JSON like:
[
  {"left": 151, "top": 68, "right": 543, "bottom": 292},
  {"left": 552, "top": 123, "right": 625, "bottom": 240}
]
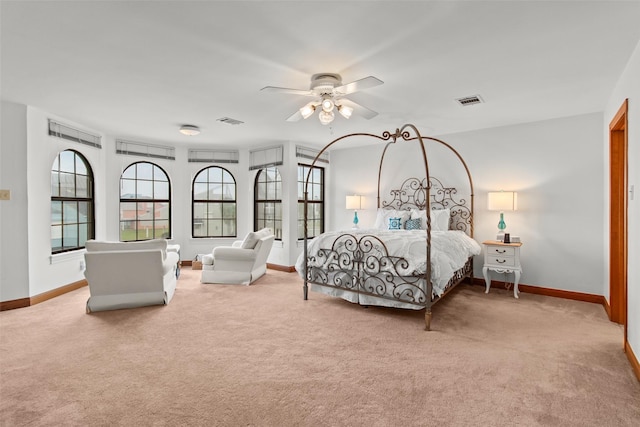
[
  {"left": 425, "top": 309, "right": 432, "bottom": 331},
  {"left": 303, "top": 190, "right": 309, "bottom": 300}
]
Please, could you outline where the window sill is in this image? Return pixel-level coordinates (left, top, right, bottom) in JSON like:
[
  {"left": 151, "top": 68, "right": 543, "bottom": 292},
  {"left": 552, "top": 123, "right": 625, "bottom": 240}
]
[{"left": 50, "top": 249, "right": 85, "bottom": 265}]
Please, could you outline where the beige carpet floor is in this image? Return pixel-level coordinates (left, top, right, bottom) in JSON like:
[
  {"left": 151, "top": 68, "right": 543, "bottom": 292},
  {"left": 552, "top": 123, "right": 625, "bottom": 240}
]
[{"left": 1, "top": 268, "right": 639, "bottom": 426}]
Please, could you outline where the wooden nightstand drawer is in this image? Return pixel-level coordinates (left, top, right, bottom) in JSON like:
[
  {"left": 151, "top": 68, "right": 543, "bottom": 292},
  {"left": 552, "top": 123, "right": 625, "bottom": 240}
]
[
  {"left": 486, "top": 256, "right": 516, "bottom": 268},
  {"left": 486, "top": 246, "right": 516, "bottom": 257}
]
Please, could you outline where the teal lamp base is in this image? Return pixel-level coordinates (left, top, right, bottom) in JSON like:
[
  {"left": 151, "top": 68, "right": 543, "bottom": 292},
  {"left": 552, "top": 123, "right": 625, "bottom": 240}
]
[
  {"left": 352, "top": 211, "right": 359, "bottom": 229},
  {"left": 497, "top": 212, "right": 506, "bottom": 234}
]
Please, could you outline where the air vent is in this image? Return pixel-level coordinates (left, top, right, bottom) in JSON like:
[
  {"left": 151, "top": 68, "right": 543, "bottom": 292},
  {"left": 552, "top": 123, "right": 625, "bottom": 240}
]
[
  {"left": 217, "top": 117, "right": 244, "bottom": 125},
  {"left": 455, "top": 95, "right": 484, "bottom": 106}
]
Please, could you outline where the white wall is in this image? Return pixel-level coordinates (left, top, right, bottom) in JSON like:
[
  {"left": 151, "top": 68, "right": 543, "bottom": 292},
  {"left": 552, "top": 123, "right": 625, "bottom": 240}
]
[
  {"left": 605, "top": 39, "right": 640, "bottom": 359},
  {"left": 0, "top": 102, "right": 29, "bottom": 301},
  {"left": 1, "top": 103, "right": 314, "bottom": 301},
  {"left": 25, "top": 107, "right": 107, "bottom": 296},
  {"left": 329, "top": 113, "right": 605, "bottom": 295}
]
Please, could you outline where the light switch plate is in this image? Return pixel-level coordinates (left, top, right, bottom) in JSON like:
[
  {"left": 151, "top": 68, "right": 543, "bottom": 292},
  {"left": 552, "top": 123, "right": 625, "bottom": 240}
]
[{"left": 0, "top": 189, "right": 10, "bottom": 200}]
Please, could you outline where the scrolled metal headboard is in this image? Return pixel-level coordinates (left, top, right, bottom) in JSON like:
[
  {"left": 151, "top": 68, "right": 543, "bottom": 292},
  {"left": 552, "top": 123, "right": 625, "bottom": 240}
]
[{"left": 380, "top": 177, "right": 472, "bottom": 234}]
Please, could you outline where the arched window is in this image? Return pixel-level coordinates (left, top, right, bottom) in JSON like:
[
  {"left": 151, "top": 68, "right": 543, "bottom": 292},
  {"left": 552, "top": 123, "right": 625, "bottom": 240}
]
[
  {"left": 119, "top": 162, "right": 171, "bottom": 241},
  {"left": 192, "top": 166, "right": 237, "bottom": 237},
  {"left": 298, "top": 164, "right": 324, "bottom": 239},
  {"left": 254, "top": 167, "right": 282, "bottom": 239},
  {"left": 51, "top": 150, "right": 95, "bottom": 253}
]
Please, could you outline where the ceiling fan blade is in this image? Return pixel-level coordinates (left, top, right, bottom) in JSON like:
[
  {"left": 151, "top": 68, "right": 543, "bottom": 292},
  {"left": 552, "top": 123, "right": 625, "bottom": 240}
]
[
  {"left": 260, "top": 86, "right": 314, "bottom": 96},
  {"left": 339, "top": 98, "right": 378, "bottom": 120},
  {"left": 334, "top": 76, "right": 383, "bottom": 95},
  {"left": 286, "top": 110, "right": 303, "bottom": 122}
]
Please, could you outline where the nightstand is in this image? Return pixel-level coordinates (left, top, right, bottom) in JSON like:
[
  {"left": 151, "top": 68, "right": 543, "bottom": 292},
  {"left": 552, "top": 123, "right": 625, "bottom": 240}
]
[{"left": 482, "top": 240, "right": 523, "bottom": 298}]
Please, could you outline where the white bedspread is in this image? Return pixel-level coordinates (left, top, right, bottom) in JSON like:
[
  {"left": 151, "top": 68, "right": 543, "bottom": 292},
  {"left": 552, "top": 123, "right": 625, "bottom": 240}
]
[{"left": 295, "top": 229, "right": 481, "bottom": 298}]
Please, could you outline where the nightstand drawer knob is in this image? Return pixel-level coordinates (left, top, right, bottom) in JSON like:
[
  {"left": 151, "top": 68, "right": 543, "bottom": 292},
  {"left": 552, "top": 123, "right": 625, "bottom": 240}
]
[
  {"left": 497, "top": 259, "right": 506, "bottom": 264},
  {"left": 495, "top": 249, "right": 506, "bottom": 254}
]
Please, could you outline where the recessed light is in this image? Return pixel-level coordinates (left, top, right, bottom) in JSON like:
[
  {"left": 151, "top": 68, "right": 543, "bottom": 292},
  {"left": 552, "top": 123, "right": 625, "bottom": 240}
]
[{"left": 179, "top": 125, "right": 200, "bottom": 136}]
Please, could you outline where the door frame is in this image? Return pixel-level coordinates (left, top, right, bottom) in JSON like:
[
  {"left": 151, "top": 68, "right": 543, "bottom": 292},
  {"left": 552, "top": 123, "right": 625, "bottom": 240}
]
[{"left": 608, "top": 99, "right": 628, "bottom": 343}]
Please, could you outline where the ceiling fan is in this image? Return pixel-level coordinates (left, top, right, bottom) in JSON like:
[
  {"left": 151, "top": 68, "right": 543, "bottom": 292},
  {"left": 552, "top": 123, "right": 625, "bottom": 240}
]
[{"left": 261, "top": 73, "right": 383, "bottom": 125}]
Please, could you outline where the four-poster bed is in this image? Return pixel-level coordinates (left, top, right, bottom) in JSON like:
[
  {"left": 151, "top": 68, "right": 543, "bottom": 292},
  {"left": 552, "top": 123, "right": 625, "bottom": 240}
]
[{"left": 296, "top": 124, "right": 480, "bottom": 330}]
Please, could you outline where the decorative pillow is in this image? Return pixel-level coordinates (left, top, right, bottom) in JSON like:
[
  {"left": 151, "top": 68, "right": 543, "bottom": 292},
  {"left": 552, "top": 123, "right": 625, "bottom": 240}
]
[
  {"left": 374, "top": 209, "right": 411, "bottom": 230},
  {"left": 388, "top": 217, "right": 402, "bottom": 230},
  {"left": 404, "top": 218, "right": 422, "bottom": 230}
]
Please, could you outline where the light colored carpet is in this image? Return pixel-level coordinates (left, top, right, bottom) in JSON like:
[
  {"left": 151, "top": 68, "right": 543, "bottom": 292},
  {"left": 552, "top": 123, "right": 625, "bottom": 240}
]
[{"left": 1, "top": 268, "right": 638, "bottom": 426}]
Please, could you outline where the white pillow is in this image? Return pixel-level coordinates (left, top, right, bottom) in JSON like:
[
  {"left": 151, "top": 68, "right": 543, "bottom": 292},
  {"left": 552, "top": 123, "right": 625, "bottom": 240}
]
[
  {"left": 241, "top": 231, "right": 261, "bottom": 249},
  {"left": 241, "top": 228, "right": 273, "bottom": 249},
  {"left": 410, "top": 208, "right": 450, "bottom": 231},
  {"left": 374, "top": 209, "right": 411, "bottom": 230},
  {"left": 433, "top": 208, "right": 451, "bottom": 231}
]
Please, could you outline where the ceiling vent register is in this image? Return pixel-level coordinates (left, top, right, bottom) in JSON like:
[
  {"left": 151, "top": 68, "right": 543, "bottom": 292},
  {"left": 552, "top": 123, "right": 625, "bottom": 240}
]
[
  {"left": 217, "top": 117, "right": 244, "bottom": 125},
  {"left": 455, "top": 95, "right": 484, "bottom": 106}
]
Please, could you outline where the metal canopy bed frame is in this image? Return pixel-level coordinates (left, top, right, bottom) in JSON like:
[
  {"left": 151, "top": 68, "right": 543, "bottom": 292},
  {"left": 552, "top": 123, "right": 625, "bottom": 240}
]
[{"left": 302, "top": 124, "right": 474, "bottom": 330}]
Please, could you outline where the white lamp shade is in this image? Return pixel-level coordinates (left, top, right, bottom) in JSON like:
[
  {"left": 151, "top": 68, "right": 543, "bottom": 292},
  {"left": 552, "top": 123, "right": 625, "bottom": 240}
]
[
  {"left": 300, "top": 104, "right": 316, "bottom": 119},
  {"left": 346, "top": 195, "right": 362, "bottom": 210},
  {"left": 338, "top": 104, "right": 353, "bottom": 119},
  {"left": 488, "top": 191, "right": 517, "bottom": 211}
]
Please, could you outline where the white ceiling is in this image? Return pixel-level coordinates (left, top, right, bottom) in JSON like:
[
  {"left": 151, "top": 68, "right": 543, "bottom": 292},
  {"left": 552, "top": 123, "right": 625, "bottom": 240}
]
[{"left": 2, "top": 1, "right": 640, "bottom": 150}]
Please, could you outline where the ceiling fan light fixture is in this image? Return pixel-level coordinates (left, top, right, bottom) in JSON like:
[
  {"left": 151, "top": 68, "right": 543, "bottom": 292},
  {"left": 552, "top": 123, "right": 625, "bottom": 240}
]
[
  {"left": 300, "top": 104, "right": 316, "bottom": 119},
  {"left": 179, "top": 125, "right": 200, "bottom": 136},
  {"left": 321, "top": 96, "right": 334, "bottom": 112},
  {"left": 337, "top": 104, "right": 353, "bottom": 119},
  {"left": 318, "top": 110, "right": 335, "bottom": 125}
]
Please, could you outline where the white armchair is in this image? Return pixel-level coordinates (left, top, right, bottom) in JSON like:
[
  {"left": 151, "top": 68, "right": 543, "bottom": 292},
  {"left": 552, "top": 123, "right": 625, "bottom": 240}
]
[
  {"left": 84, "top": 239, "right": 179, "bottom": 313},
  {"left": 201, "top": 228, "right": 275, "bottom": 285}
]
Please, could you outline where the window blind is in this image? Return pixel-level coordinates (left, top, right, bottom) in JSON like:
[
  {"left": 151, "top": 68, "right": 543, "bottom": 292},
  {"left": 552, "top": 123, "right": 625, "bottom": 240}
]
[
  {"left": 188, "top": 149, "right": 239, "bottom": 163},
  {"left": 249, "top": 145, "right": 283, "bottom": 170},
  {"left": 48, "top": 119, "right": 102, "bottom": 148},
  {"left": 296, "top": 145, "right": 329, "bottom": 164},
  {"left": 116, "top": 139, "right": 175, "bottom": 160}
]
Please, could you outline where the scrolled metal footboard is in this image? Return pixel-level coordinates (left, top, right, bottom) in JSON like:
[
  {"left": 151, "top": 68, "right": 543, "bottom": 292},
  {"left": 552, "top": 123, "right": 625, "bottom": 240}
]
[{"left": 306, "top": 233, "right": 428, "bottom": 307}]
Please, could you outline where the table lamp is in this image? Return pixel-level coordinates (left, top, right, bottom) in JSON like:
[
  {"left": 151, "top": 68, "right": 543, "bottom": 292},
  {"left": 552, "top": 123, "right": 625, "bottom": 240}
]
[
  {"left": 345, "top": 195, "right": 363, "bottom": 229},
  {"left": 487, "top": 191, "right": 517, "bottom": 236}
]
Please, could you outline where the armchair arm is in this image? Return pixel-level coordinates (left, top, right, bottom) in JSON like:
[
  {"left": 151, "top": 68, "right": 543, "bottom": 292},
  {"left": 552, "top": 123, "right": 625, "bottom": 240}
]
[
  {"left": 212, "top": 247, "right": 258, "bottom": 272},
  {"left": 163, "top": 252, "right": 180, "bottom": 276},
  {"left": 213, "top": 247, "right": 257, "bottom": 261}
]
